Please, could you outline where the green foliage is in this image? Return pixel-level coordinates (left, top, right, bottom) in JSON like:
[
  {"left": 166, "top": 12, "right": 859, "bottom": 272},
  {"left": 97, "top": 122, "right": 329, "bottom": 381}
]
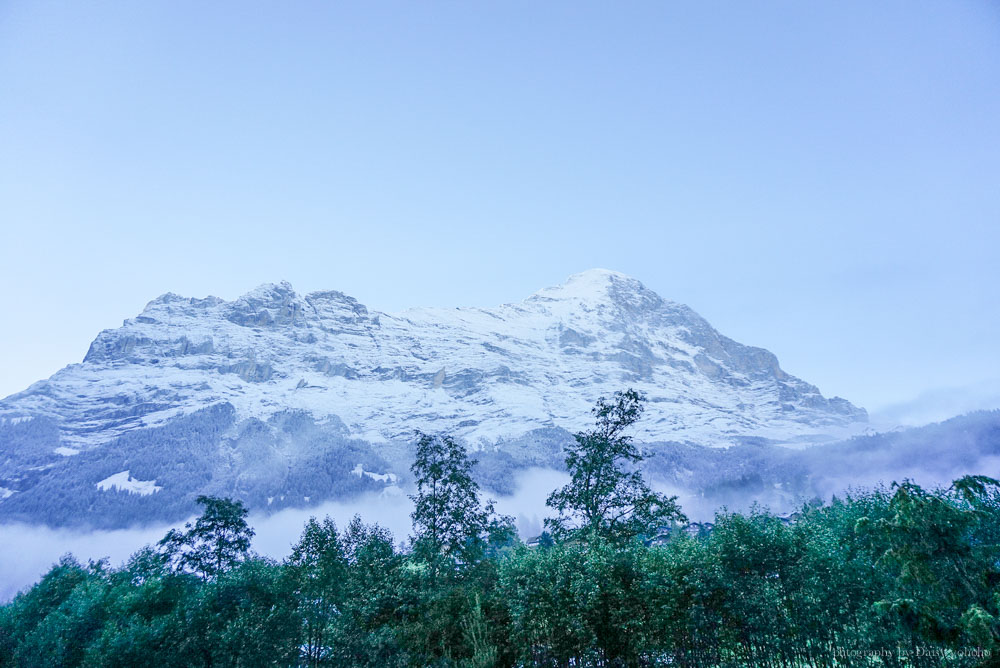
[
  {"left": 546, "top": 389, "right": 686, "bottom": 544},
  {"left": 502, "top": 539, "right": 657, "bottom": 666},
  {"left": 329, "top": 516, "right": 407, "bottom": 667},
  {"left": 286, "top": 517, "right": 348, "bottom": 667},
  {"left": 4, "top": 429, "right": 1000, "bottom": 667},
  {"left": 858, "top": 476, "right": 1000, "bottom": 653},
  {"left": 2, "top": 558, "right": 109, "bottom": 668},
  {"left": 410, "top": 432, "right": 515, "bottom": 568},
  {"left": 174, "top": 558, "right": 300, "bottom": 667},
  {"left": 158, "top": 495, "right": 255, "bottom": 578},
  {"left": 403, "top": 432, "right": 518, "bottom": 666},
  {"left": 0, "top": 555, "right": 90, "bottom": 664}
]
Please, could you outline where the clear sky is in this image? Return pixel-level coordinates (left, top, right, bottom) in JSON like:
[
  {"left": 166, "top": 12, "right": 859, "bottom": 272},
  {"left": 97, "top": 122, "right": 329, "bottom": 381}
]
[{"left": 1, "top": 1, "right": 998, "bottom": 417}]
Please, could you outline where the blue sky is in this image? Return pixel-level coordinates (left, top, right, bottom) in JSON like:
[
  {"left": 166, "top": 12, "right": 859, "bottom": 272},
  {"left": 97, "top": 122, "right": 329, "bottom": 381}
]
[{"left": 1, "top": 1, "right": 998, "bottom": 416}]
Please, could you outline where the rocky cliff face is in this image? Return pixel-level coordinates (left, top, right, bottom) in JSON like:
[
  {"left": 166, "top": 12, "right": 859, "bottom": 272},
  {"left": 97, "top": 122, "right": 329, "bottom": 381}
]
[{"left": 0, "top": 269, "right": 866, "bottom": 527}]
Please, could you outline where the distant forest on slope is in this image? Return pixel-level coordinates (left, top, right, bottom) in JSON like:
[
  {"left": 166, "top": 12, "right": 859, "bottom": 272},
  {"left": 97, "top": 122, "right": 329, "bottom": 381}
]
[{"left": 2, "top": 386, "right": 998, "bottom": 529}]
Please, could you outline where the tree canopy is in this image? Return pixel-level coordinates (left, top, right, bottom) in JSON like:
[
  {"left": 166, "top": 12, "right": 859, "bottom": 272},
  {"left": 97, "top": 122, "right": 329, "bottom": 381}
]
[
  {"left": 157, "top": 495, "right": 255, "bottom": 578},
  {"left": 545, "top": 389, "right": 686, "bottom": 543},
  {"left": 410, "top": 431, "right": 513, "bottom": 566}
]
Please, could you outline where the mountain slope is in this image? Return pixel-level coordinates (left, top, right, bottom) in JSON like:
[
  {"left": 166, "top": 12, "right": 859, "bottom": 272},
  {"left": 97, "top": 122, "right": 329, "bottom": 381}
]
[{"left": 0, "top": 269, "right": 866, "bottom": 527}]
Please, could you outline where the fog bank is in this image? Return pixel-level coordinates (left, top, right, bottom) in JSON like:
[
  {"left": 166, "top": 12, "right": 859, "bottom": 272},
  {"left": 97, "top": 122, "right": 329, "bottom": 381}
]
[{"left": 0, "top": 467, "right": 568, "bottom": 602}]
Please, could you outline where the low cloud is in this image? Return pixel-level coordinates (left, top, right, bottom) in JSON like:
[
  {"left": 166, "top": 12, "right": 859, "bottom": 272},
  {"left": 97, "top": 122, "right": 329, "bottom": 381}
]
[
  {"left": 871, "top": 379, "right": 1000, "bottom": 428},
  {"left": 0, "top": 468, "right": 570, "bottom": 602},
  {"left": 6, "top": 417, "right": 996, "bottom": 603}
]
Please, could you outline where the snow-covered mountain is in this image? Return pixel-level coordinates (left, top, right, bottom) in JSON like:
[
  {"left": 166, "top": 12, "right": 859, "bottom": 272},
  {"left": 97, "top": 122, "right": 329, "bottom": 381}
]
[{"left": 0, "top": 269, "right": 866, "bottom": 527}]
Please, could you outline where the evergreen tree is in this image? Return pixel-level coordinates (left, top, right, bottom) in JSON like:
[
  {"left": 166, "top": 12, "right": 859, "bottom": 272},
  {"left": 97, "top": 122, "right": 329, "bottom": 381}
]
[{"left": 546, "top": 389, "right": 686, "bottom": 543}]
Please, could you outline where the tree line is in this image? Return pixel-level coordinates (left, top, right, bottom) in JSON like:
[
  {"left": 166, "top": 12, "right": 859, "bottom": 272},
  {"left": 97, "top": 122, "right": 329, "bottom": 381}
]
[{"left": 2, "top": 390, "right": 999, "bottom": 667}]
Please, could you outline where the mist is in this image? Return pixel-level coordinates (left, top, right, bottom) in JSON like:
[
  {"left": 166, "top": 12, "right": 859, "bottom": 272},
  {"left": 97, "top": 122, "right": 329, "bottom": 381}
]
[
  {"left": 4, "top": 410, "right": 997, "bottom": 602},
  {"left": 870, "top": 379, "right": 1000, "bottom": 428},
  {"left": 0, "top": 467, "right": 568, "bottom": 603}
]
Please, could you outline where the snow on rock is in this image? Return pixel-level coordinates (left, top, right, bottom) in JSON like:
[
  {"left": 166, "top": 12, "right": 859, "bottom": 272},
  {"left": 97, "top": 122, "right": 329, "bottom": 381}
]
[
  {"left": 352, "top": 463, "right": 399, "bottom": 484},
  {"left": 0, "top": 269, "right": 867, "bottom": 451},
  {"left": 95, "top": 471, "right": 163, "bottom": 496},
  {"left": 0, "top": 269, "right": 871, "bottom": 529},
  {"left": 0, "top": 416, "right": 33, "bottom": 425}
]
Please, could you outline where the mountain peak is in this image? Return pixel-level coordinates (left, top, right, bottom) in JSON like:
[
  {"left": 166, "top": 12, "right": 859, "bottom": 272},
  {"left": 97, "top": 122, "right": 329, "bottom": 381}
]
[
  {"left": 225, "top": 281, "right": 303, "bottom": 328},
  {"left": 0, "top": 271, "right": 868, "bottom": 528},
  {"left": 239, "top": 281, "right": 297, "bottom": 302},
  {"left": 527, "top": 269, "right": 668, "bottom": 318},
  {"left": 531, "top": 268, "right": 643, "bottom": 301},
  {"left": 569, "top": 267, "right": 632, "bottom": 281}
]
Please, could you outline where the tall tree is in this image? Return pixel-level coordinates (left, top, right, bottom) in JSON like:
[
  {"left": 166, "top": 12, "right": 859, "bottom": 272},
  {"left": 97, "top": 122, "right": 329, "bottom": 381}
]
[
  {"left": 546, "top": 389, "right": 685, "bottom": 543},
  {"left": 332, "top": 516, "right": 407, "bottom": 667},
  {"left": 158, "top": 495, "right": 255, "bottom": 578},
  {"left": 286, "top": 517, "right": 348, "bottom": 667},
  {"left": 409, "top": 432, "right": 512, "bottom": 565},
  {"left": 406, "top": 432, "right": 513, "bottom": 668}
]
